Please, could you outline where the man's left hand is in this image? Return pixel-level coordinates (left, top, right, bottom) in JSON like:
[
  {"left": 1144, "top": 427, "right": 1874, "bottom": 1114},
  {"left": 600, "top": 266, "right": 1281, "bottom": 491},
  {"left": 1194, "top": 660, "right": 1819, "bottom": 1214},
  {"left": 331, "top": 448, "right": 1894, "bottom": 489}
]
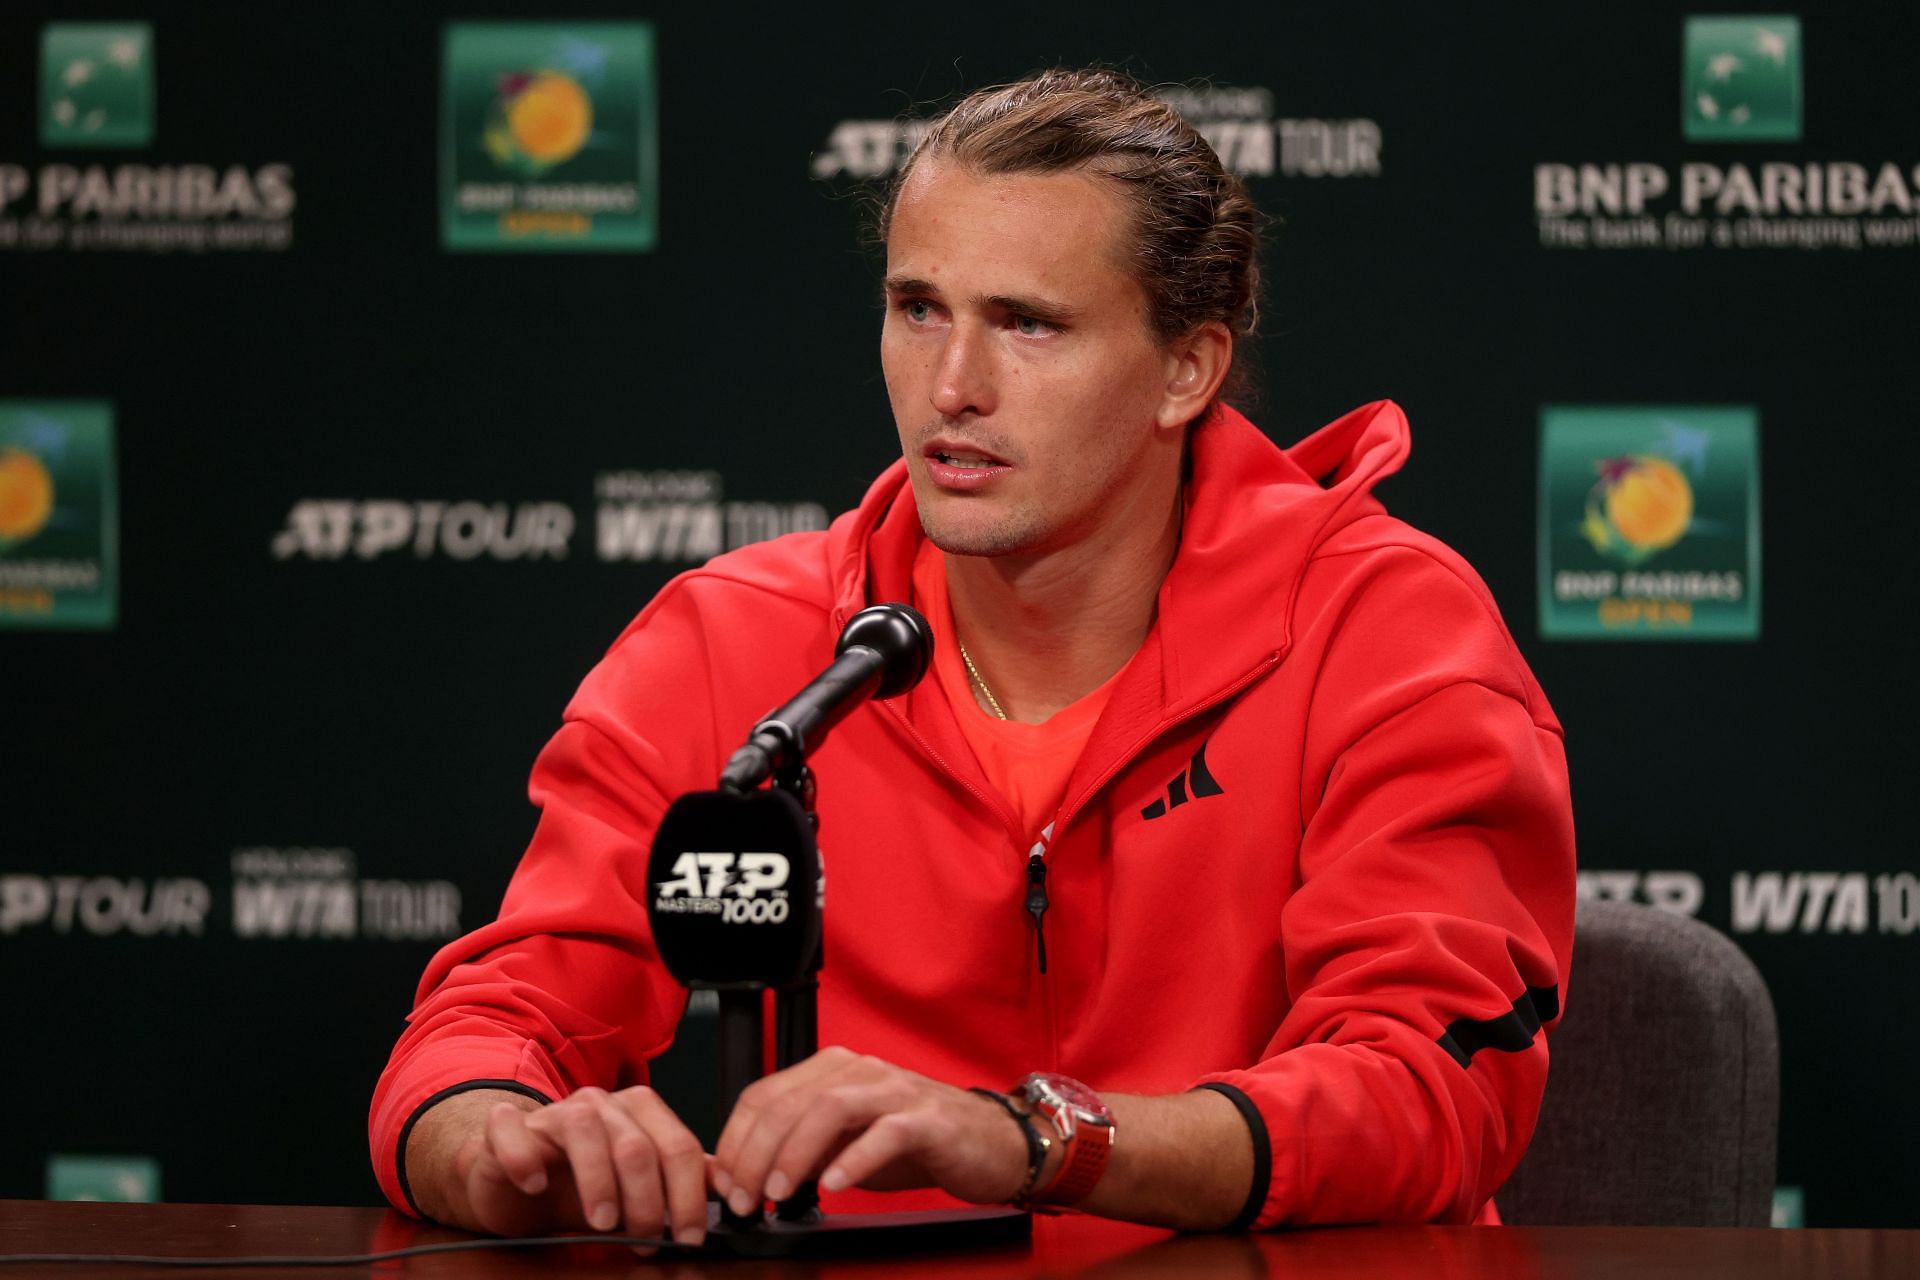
[{"left": 709, "top": 1045, "right": 1033, "bottom": 1214}]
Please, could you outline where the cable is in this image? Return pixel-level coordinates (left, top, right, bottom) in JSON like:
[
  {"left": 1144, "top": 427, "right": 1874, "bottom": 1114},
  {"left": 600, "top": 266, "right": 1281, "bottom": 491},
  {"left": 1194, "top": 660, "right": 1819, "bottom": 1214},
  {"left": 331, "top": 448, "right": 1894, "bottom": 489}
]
[{"left": 0, "top": 1233, "right": 691, "bottom": 1267}]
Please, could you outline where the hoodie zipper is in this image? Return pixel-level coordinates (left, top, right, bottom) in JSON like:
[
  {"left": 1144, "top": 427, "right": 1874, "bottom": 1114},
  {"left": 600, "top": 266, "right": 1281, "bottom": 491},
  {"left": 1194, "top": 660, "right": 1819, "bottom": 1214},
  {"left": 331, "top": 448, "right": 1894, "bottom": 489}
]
[
  {"left": 1023, "top": 821, "right": 1056, "bottom": 975},
  {"left": 878, "top": 703, "right": 1056, "bottom": 979},
  {"left": 1025, "top": 852, "right": 1049, "bottom": 974},
  {"left": 883, "top": 649, "right": 1281, "bottom": 986},
  {"left": 1020, "top": 651, "right": 1272, "bottom": 1068}
]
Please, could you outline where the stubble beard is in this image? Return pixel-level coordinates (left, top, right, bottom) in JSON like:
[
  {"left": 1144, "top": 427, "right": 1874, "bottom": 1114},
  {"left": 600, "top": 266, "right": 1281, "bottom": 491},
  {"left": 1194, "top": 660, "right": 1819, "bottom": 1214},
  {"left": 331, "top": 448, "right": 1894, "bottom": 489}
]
[
  {"left": 919, "top": 495, "right": 1054, "bottom": 559},
  {"left": 906, "top": 418, "right": 1052, "bottom": 558}
]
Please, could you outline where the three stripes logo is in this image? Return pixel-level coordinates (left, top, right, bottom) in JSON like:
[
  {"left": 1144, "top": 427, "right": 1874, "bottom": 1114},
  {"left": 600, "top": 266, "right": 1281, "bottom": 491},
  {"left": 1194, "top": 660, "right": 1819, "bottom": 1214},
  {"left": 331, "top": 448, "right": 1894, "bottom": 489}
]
[{"left": 1141, "top": 742, "right": 1225, "bottom": 820}]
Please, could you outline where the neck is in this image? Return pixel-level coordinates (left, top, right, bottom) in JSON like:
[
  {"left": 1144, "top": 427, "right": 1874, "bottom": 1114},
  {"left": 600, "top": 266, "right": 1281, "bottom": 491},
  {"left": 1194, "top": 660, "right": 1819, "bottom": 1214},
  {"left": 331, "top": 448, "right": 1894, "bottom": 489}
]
[{"left": 944, "top": 465, "right": 1183, "bottom": 723}]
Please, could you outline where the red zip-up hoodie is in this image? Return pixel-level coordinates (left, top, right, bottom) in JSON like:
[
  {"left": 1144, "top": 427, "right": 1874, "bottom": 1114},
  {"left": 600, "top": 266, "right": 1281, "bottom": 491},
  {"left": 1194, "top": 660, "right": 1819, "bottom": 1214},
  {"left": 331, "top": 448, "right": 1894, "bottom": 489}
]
[{"left": 370, "top": 401, "right": 1575, "bottom": 1229}]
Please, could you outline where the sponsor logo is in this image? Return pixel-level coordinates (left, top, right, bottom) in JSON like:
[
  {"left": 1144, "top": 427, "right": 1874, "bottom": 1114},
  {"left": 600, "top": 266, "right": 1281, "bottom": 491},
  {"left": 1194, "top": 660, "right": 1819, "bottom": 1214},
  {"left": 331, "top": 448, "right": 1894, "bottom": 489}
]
[
  {"left": 442, "top": 23, "right": 658, "bottom": 251},
  {"left": 0, "top": 401, "right": 117, "bottom": 629},
  {"left": 654, "top": 851, "right": 793, "bottom": 924},
  {"left": 0, "top": 875, "right": 209, "bottom": 937},
  {"left": 810, "top": 119, "right": 930, "bottom": 182},
  {"left": 40, "top": 23, "right": 153, "bottom": 148},
  {"left": 1538, "top": 406, "right": 1759, "bottom": 640},
  {"left": 230, "top": 847, "right": 462, "bottom": 942},
  {"left": 811, "top": 85, "right": 1382, "bottom": 182},
  {"left": 4, "top": 23, "right": 296, "bottom": 255},
  {"left": 271, "top": 501, "right": 576, "bottom": 562},
  {"left": 0, "top": 854, "right": 461, "bottom": 942},
  {"left": 1141, "top": 741, "right": 1226, "bottom": 820},
  {"left": 1577, "top": 870, "right": 1706, "bottom": 917},
  {"left": 1159, "top": 87, "right": 1382, "bottom": 181},
  {"left": 270, "top": 470, "right": 828, "bottom": 564},
  {"left": 46, "top": 1154, "right": 160, "bottom": 1203},
  {"left": 1683, "top": 16, "right": 1801, "bottom": 142},
  {"left": 594, "top": 470, "right": 827, "bottom": 563},
  {"left": 1732, "top": 871, "right": 1918, "bottom": 936},
  {"left": 1579, "top": 868, "right": 1920, "bottom": 935},
  {"left": 1536, "top": 16, "right": 1918, "bottom": 253}
]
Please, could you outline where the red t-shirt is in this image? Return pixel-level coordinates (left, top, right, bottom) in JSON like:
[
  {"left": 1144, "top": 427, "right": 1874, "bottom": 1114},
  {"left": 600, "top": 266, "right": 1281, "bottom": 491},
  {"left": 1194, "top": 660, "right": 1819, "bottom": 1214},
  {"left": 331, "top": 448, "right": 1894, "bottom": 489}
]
[{"left": 909, "top": 540, "right": 1123, "bottom": 843}]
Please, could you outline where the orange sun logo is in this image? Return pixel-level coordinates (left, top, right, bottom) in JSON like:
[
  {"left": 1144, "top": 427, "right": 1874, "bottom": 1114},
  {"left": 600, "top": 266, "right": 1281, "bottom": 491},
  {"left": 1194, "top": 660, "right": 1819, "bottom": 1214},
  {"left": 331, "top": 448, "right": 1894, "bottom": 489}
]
[
  {"left": 0, "top": 447, "right": 55, "bottom": 545},
  {"left": 1583, "top": 455, "right": 1694, "bottom": 563}
]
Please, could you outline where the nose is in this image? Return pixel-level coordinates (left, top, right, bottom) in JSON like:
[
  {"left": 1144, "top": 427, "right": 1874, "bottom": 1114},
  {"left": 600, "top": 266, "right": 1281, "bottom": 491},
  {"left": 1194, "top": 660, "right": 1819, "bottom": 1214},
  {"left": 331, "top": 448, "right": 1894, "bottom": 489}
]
[{"left": 929, "top": 321, "right": 995, "bottom": 419}]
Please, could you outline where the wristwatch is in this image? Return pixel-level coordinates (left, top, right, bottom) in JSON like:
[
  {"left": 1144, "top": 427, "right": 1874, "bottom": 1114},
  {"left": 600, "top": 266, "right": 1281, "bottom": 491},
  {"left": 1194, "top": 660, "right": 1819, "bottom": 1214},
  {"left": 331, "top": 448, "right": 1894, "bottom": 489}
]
[{"left": 1014, "top": 1072, "right": 1115, "bottom": 1208}]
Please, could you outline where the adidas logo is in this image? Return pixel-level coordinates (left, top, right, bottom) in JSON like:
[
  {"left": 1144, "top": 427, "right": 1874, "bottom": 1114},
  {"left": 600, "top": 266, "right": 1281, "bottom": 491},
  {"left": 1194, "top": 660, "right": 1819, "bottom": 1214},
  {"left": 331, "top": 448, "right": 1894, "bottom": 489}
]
[{"left": 1141, "top": 742, "right": 1225, "bottom": 820}]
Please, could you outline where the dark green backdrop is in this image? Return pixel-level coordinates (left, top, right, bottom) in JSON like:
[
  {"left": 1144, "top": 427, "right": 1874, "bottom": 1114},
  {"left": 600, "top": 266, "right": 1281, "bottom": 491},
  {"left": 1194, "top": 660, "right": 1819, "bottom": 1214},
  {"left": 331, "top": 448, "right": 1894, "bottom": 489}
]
[{"left": 4, "top": 0, "right": 1914, "bottom": 1228}]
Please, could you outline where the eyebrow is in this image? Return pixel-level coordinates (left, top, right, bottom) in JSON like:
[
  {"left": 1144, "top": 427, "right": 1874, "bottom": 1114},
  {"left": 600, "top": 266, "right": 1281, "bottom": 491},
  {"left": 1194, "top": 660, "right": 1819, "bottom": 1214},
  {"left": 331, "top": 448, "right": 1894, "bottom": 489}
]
[{"left": 882, "top": 275, "right": 1080, "bottom": 325}]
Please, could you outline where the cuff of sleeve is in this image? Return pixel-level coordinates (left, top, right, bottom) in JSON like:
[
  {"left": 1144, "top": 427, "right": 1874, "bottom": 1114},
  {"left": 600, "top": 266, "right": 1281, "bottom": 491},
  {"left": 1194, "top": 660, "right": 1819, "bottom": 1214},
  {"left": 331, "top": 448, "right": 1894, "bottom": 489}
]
[
  {"left": 1193, "top": 1082, "right": 1270, "bottom": 1232},
  {"left": 370, "top": 1036, "right": 566, "bottom": 1217},
  {"left": 394, "top": 1078, "right": 554, "bottom": 1218}
]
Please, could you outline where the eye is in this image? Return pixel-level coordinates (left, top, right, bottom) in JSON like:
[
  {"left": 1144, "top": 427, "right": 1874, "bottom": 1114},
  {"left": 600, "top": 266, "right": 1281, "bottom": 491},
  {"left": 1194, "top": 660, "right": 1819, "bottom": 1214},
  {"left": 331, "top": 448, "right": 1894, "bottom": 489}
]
[
  {"left": 1012, "top": 315, "right": 1054, "bottom": 338},
  {"left": 900, "top": 299, "right": 935, "bottom": 324}
]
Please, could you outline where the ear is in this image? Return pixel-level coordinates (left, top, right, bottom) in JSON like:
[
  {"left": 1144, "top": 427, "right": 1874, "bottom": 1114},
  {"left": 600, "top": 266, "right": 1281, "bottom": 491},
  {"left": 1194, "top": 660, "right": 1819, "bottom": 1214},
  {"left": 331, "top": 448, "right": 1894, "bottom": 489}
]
[{"left": 1154, "top": 321, "right": 1234, "bottom": 431}]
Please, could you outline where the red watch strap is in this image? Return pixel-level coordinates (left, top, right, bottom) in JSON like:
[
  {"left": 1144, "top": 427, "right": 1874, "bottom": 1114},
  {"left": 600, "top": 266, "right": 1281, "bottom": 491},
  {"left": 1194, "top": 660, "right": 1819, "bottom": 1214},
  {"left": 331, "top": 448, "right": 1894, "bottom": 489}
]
[{"left": 1031, "top": 1117, "right": 1112, "bottom": 1207}]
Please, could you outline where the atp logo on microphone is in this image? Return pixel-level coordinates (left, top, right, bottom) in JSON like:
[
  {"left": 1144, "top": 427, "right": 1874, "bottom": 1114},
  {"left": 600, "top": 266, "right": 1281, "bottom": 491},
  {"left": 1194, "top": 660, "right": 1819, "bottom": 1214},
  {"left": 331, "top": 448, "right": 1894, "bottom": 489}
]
[
  {"left": 646, "top": 790, "right": 820, "bottom": 984},
  {"left": 654, "top": 852, "right": 791, "bottom": 924}
]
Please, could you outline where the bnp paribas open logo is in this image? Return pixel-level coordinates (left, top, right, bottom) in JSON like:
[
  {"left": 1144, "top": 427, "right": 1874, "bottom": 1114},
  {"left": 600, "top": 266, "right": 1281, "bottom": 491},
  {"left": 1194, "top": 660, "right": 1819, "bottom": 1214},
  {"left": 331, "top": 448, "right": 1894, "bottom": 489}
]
[
  {"left": 40, "top": 22, "right": 154, "bottom": 148},
  {"left": 441, "top": 23, "right": 658, "bottom": 251},
  {"left": 1539, "top": 407, "right": 1760, "bottom": 640},
  {"left": 0, "top": 402, "right": 118, "bottom": 630},
  {"left": 1683, "top": 16, "right": 1801, "bottom": 142}
]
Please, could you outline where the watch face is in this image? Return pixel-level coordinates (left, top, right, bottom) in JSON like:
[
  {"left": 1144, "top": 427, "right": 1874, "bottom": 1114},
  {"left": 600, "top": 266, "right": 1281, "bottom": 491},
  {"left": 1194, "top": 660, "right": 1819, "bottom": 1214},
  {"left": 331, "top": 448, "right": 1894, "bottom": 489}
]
[{"left": 1025, "top": 1073, "right": 1112, "bottom": 1126}]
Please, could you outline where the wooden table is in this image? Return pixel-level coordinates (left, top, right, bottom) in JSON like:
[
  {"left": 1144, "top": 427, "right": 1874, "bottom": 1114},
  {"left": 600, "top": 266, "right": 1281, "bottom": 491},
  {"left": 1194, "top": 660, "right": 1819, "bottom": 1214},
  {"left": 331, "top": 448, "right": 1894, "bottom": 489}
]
[{"left": 3, "top": 1200, "right": 1916, "bottom": 1278}]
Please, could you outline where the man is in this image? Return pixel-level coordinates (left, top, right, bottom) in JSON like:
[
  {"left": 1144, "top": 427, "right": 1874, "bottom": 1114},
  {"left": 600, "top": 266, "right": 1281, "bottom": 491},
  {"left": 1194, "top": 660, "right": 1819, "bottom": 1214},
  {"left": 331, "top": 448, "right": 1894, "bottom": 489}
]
[{"left": 372, "top": 68, "right": 1575, "bottom": 1247}]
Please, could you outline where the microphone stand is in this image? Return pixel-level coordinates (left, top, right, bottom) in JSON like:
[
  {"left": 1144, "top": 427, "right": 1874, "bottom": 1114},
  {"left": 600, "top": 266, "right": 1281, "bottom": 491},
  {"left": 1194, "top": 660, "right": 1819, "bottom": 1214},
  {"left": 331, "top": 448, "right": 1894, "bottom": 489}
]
[
  {"left": 769, "top": 755, "right": 823, "bottom": 1224},
  {"left": 663, "top": 604, "right": 1025, "bottom": 1256},
  {"left": 695, "top": 756, "right": 1030, "bottom": 1259},
  {"left": 713, "top": 755, "right": 822, "bottom": 1232}
]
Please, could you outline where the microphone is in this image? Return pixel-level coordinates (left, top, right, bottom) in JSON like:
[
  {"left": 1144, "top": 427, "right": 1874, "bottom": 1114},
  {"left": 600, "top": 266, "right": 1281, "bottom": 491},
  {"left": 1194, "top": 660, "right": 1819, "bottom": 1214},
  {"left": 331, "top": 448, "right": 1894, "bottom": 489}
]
[
  {"left": 639, "top": 601, "right": 1030, "bottom": 1254},
  {"left": 719, "top": 603, "right": 932, "bottom": 793},
  {"left": 647, "top": 605, "right": 930, "bottom": 1181},
  {"left": 646, "top": 786, "right": 823, "bottom": 1218},
  {"left": 646, "top": 787, "right": 821, "bottom": 990}
]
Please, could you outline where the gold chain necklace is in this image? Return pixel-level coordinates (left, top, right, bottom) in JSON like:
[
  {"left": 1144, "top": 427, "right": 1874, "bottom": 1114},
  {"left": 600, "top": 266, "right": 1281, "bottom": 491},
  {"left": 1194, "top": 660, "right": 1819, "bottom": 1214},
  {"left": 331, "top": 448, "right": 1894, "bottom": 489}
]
[{"left": 957, "top": 638, "right": 1009, "bottom": 721}]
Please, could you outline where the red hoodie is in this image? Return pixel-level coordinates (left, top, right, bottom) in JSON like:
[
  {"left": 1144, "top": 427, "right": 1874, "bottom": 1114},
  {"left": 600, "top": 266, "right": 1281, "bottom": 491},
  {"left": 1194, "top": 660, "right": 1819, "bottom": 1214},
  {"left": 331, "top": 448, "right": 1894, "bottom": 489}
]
[{"left": 369, "top": 401, "right": 1576, "bottom": 1230}]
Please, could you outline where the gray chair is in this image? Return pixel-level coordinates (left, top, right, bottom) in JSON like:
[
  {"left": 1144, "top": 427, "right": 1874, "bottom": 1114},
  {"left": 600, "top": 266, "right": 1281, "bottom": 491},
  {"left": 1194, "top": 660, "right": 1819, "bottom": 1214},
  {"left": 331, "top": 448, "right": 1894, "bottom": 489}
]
[{"left": 1497, "top": 898, "right": 1779, "bottom": 1226}]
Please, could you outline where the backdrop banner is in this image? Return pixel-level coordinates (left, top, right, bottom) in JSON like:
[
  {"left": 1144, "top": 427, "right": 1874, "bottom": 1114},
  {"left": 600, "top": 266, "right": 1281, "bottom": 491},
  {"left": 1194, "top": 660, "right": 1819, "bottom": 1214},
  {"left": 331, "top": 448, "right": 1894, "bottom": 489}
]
[{"left": 3, "top": 1, "right": 1914, "bottom": 1228}]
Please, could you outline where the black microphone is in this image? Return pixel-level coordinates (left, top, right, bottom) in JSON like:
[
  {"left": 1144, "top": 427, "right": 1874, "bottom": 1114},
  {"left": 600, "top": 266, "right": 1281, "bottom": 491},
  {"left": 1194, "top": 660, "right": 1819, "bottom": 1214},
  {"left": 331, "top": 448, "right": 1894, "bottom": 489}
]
[
  {"left": 646, "top": 785, "right": 823, "bottom": 1212},
  {"left": 719, "top": 603, "right": 932, "bottom": 793},
  {"left": 638, "top": 603, "right": 1031, "bottom": 1254},
  {"left": 645, "top": 605, "right": 928, "bottom": 1229},
  {"left": 646, "top": 788, "right": 821, "bottom": 990}
]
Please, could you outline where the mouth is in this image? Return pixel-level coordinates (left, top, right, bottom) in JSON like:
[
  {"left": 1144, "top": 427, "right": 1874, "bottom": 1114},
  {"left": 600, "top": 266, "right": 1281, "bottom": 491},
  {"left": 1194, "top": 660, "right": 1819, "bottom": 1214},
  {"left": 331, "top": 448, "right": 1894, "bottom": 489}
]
[
  {"left": 924, "top": 440, "right": 1011, "bottom": 469},
  {"left": 930, "top": 450, "right": 1003, "bottom": 470},
  {"left": 922, "top": 439, "right": 1014, "bottom": 491}
]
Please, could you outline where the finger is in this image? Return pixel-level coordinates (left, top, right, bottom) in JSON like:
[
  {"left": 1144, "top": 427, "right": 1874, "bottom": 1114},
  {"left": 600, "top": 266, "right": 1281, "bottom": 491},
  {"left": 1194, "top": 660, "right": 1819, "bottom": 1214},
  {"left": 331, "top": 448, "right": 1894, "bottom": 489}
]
[
  {"left": 622, "top": 1087, "right": 709, "bottom": 1247},
  {"left": 531, "top": 1092, "right": 621, "bottom": 1232},
  {"left": 712, "top": 1047, "right": 860, "bottom": 1179},
  {"left": 592, "top": 1095, "right": 666, "bottom": 1250},
  {"left": 821, "top": 1109, "right": 927, "bottom": 1194},
  {"left": 763, "top": 1080, "right": 910, "bottom": 1204},
  {"left": 723, "top": 1077, "right": 843, "bottom": 1213},
  {"left": 485, "top": 1102, "right": 560, "bottom": 1197}
]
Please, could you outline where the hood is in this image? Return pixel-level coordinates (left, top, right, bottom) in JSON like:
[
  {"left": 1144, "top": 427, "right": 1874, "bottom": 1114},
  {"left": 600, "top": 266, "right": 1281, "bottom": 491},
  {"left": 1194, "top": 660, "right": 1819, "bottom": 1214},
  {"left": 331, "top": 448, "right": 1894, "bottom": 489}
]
[
  {"left": 821, "top": 400, "right": 1411, "bottom": 806},
  {"left": 1156, "top": 398, "right": 1411, "bottom": 709},
  {"left": 826, "top": 399, "right": 1410, "bottom": 677}
]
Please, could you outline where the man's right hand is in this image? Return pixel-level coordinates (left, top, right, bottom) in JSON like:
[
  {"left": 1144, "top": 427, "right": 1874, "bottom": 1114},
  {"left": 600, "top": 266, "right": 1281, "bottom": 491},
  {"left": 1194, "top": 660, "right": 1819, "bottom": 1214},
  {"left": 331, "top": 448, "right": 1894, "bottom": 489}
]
[{"left": 403, "top": 1085, "right": 708, "bottom": 1251}]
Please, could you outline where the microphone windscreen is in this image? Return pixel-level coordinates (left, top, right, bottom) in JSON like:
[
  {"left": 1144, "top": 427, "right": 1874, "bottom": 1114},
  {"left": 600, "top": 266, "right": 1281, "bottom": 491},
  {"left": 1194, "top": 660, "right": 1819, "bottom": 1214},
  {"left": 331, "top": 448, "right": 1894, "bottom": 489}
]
[
  {"left": 646, "top": 789, "right": 821, "bottom": 988},
  {"left": 838, "top": 602, "right": 933, "bottom": 699}
]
